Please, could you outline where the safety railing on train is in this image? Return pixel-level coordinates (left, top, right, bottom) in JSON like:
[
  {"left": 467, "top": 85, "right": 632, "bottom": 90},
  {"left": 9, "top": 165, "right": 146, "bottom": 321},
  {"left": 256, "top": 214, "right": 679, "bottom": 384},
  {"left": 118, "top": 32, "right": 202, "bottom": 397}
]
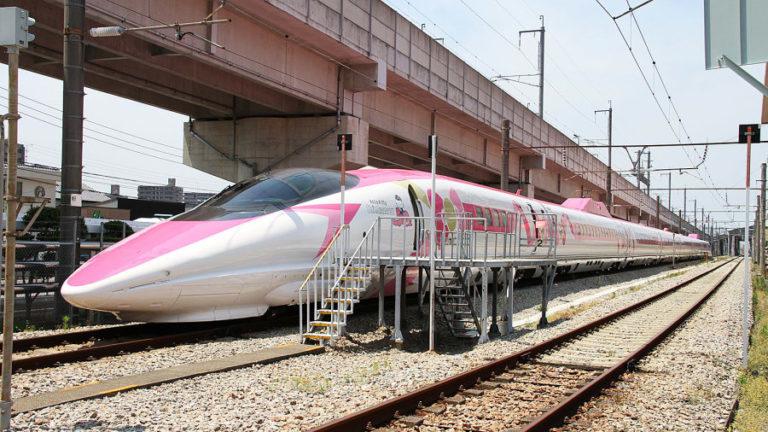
[
  {"left": 297, "top": 211, "right": 558, "bottom": 341},
  {"left": 373, "top": 212, "right": 559, "bottom": 266}
]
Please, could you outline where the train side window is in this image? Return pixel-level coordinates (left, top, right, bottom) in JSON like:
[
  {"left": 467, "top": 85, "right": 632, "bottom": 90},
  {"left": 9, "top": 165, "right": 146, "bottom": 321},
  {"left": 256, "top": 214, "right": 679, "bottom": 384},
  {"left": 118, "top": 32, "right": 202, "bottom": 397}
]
[{"left": 482, "top": 207, "right": 492, "bottom": 227}]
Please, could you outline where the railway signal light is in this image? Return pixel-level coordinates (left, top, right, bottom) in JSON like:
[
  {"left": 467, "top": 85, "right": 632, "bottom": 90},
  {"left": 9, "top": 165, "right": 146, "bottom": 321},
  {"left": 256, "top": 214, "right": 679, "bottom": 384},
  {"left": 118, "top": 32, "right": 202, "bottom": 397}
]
[
  {"left": 739, "top": 123, "right": 761, "bottom": 143},
  {"left": 337, "top": 133, "right": 352, "bottom": 151},
  {"left": 0, "top": 7, "right": 36, "bottom": 48}
]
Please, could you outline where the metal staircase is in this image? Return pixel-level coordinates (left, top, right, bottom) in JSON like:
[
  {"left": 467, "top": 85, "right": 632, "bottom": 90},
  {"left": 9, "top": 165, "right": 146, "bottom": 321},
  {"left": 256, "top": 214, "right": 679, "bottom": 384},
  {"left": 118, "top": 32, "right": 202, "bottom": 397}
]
[
  {"left": 432, "top": 267, "right": 481, "bottom": 338},
  {"left": 298, "top": 212, "right": 559, "bottom": 346},
  {"left": 299, "top": 224, "right": 376, "bottom": 345}
]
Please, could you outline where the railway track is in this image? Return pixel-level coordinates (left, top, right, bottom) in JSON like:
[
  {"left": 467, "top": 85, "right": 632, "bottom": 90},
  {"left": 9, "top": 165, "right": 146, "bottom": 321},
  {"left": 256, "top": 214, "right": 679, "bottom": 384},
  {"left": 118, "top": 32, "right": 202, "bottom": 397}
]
[
  {"left": 2, "top": 313, "right": 297, "bottom": 372},
  {"left": 3, "top": 289, "right": 397, "bottom": 373},
  {"left": 0, "top": 260, "right": 713, "bottom": 374},
  {"left": 310, "top": 258, "right": 739, "bottom": 432}
]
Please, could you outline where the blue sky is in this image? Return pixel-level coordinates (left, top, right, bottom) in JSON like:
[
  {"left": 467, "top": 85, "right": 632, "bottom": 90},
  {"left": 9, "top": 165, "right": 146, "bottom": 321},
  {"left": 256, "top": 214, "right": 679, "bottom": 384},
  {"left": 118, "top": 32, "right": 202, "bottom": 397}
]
[{"left": 0, "top": 0, "right": 764, "bottom": 231}]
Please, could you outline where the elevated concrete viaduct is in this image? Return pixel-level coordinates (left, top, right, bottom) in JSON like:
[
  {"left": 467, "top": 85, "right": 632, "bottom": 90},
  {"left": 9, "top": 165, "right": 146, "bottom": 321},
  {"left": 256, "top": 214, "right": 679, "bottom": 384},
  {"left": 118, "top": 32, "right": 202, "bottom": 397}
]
[{"left": 1, "top": 0, "right": 697, "bottom": 233}]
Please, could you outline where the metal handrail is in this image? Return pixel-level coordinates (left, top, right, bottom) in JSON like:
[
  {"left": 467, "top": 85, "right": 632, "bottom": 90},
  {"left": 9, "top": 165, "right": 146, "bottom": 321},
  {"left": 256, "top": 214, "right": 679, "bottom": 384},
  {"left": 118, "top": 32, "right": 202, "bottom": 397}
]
[
  {"left": 297, "top": 225, "right": 346, "bottom": 294},
  {"left": 298, "top": 210, "right": 560, "bottom": 342},
  {"left": 298, "top": 225, "right": 346, "bottom": 340},
  {"left": 374, "top": 211, "right": 559, "bottom": 264}
]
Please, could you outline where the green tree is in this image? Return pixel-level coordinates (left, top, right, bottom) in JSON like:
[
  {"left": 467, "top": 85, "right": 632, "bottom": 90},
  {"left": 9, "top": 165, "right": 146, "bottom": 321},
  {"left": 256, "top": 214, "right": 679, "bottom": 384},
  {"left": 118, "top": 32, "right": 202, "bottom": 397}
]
[
  {"left": 21, "top": 206, "right": 59, "bottom": 241},
  {"left": 102, "top": 220, "right": 134, "bottom": 242},
  {"left": 20, "top": 207, "right": 89, "bottom": 241}
]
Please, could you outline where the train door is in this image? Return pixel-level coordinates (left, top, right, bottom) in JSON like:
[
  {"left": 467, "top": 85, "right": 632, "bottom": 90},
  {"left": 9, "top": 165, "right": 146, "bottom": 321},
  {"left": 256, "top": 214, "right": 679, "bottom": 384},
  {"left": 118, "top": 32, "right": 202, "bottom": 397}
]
[
  {"left": 407, "top": 185, "right": 424, "bottom": 252},
  {"left": 623, "top": 226, "right": 633, "bottom": 257}
]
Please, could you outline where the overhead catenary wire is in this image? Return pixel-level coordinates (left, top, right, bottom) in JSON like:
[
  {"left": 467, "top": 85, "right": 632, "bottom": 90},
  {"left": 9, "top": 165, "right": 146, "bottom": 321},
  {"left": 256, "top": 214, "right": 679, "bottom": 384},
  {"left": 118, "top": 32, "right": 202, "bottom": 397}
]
[
  {"left": 6, "top": 99, "right": 183, "bottom": 158},
  {"left": 490, "top": 0, "right": 605, "bottom": 110},
  {"left": 21, "top": 144, "right": 221, "bottom": 194},
  {"left": 456, "top": 0, "right": 602, "bottom": 131},
  {"left": 0, "top": 103, "right": 184, "bottom": 166},
  {"left": 24, "top": 139, "right": 225, "bottom": 192},
  {"left": 593, "top": 0, "right": 726, "bottom": 207},
  {"left": 393, "top": 0, "right": 532, "bottom": 105},
  {"left": 0, "top": 85, "right": 182, "bottom": 152}
]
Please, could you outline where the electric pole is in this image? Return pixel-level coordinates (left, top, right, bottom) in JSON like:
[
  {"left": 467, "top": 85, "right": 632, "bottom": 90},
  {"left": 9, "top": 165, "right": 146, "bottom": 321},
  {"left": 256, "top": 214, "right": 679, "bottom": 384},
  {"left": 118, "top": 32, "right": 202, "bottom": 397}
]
[
  {"left": 519, "top": 16, "right": 545, "bottom": 118},
  {"left": 57, "top": 0, "right": 85, "bottom": 320},
  {"left": 666, "top": 172, "right": 672, "bottom": 211},
  {"left": 646, "top": 152, "right": 651, "bottom": 195},
  {"left": 760, "top": 162, "right": 766, "bottom": 275},
  {"left": 683, "top": 188, "right": 687, "bottom": 231},
  {"left": 0, "top": 7, "right": 36, "bottom": 429},
  {"left": 596, "top": 103, "right": 613, "bottom": 211},
  {"left": 501, "top": 119, "right": 510, "bottom": 191},
  {"left": 694, "top": 199, "right": 698, "bottom": 233}
]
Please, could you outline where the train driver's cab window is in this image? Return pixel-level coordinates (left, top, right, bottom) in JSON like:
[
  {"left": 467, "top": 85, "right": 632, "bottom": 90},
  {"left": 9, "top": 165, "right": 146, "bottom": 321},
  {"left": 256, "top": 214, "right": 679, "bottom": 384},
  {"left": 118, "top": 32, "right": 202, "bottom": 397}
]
[{"left": 175, "top": 168, "right": 359, "bottom": 221}]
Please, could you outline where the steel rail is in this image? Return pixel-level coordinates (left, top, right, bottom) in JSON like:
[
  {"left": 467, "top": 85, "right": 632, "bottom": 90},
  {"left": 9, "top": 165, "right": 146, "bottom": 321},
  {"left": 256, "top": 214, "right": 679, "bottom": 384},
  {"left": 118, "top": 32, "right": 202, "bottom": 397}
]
[
  {"left": 3, "top": 293, "right": 394, "bottom": 371},
  {"left": 2, "top": 314, "right": 297, "bottom": 372},
  {"left": 521, "top": 259, "right": 741, "bottom": 431},
  {"left": 2, "top": 323, "right": 149, "bottom": 353},
  {"left": 309, "top": 258, "right": 737, "bottom": 432}
]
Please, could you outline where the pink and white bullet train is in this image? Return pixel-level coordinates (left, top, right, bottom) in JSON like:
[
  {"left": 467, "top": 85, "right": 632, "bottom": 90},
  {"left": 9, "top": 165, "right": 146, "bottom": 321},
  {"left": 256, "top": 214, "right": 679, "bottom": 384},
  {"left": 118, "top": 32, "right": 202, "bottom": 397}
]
[{"left": 62, "top": 168, "right": 710, "bottom": 322}]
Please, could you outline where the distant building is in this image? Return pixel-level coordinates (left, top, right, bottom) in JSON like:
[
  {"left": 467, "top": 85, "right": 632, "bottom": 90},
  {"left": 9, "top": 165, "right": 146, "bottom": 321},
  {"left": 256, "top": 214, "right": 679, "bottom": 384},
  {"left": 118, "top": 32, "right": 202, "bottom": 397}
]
[
  {"left": 184, "top": 192, "right": 215, "bottom": 210},
  {"left": 16, "top": 163, "right": 58, "bottom": 219},
  {"left": 137, "top": 178, "right": 183, "bottom": 203},
  {"left": 92, "top": 197, "right": 185, "bottom": 220}
]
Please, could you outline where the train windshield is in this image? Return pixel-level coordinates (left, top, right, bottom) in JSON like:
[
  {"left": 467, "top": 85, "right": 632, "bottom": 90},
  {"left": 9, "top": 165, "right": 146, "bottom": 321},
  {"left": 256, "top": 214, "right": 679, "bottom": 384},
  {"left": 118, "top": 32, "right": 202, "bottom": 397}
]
[{"left": 174, "top": 168, "right": 359, "bottom": 221}]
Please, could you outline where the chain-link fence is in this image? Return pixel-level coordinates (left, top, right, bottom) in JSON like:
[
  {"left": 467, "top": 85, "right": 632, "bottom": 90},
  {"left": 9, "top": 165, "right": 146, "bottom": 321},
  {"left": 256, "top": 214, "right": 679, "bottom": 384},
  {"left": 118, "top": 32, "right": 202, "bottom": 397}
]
[{"left": 2, "top": 218, "right": 136, "bottom": 328}]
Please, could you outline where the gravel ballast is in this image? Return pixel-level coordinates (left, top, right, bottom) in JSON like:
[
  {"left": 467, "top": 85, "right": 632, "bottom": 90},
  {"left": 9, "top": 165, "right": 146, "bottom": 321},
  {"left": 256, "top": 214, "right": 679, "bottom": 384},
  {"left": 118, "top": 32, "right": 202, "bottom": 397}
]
[
  {"left": 553, "top": 261, "right": 745, "bottom": 432},
  {"left": 9, "top": 259, "right": 730, "bottom": 431}
]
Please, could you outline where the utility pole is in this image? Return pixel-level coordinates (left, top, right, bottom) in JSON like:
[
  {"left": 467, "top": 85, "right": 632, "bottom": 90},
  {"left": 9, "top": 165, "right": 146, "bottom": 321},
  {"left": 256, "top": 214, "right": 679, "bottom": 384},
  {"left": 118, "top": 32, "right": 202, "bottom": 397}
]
[
  {"left": 646, "top": 151, "right": 652, "bottom": 195},
  {"left": 57, "top": 0, "right": 85, "bottom": 320},
  {"left": 742, "top": 125, "right": 754, "bottom": 366},
  {"left": 428, "top": 132, "right": 437, "bottom": 351},
  {"left": 655, "top": 195, "right": 660, "bottom": 229},
  {"left": 519, "top": 16, "right": 545, "bottom": 118},
  {"left": 1, "top": 42, "right": 18, "bottom": 432},
  {"left": 683, "top": 188, "right": 687, "bottom": 231},
  {"left": 760, "top": 162, "right": 766, "bottom": 275},
  {"left": 667, "top": 172, "right": 672, "bottom": 211},
  {"left": 0, "top": 118, "right": 4, "bottom": 223},
  {"left": 501, "top": 119, "right": 510, "bottom": 191},
  {"left": 596, "top": 103, "right": 613, "bottom": 211},
  {"left": 678, "top": 209, "right": 682, "bottom": 233},
  {"left": 0, "top": 6, "right": 35, "bottom": 429},
  {"left": 694, "top": 199, "right": 698, "bottom": 233},
  {"left": 754, "top": 203, "right": 760, "bottom": 263}
]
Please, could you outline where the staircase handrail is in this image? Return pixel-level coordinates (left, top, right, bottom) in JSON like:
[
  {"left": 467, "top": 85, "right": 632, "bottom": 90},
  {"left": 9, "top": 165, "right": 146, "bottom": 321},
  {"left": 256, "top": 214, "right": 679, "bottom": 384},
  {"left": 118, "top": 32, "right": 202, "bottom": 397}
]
[
  {"left": 297, "top": 225, "right": 346, "bottom": 295},
  {"left": 331, "top": 221, "right": 378, "bottom": 288}
]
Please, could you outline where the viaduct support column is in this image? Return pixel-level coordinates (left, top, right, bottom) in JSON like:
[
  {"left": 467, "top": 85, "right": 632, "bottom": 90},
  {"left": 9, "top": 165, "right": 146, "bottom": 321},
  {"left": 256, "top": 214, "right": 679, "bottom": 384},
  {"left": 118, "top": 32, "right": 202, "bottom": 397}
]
[{"left": 58, "top": 0, "right": 86, "bottom": 320}]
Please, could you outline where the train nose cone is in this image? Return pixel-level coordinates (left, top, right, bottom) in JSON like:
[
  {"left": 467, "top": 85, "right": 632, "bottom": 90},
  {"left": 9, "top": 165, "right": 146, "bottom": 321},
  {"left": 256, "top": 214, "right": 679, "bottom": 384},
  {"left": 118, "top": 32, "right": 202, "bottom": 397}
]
[
  {"left": 62, "top": 219, "right": 249, "bottom": 313},
  {"left": 60, "top": 280, "right": 115, "bottom": 310}
]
